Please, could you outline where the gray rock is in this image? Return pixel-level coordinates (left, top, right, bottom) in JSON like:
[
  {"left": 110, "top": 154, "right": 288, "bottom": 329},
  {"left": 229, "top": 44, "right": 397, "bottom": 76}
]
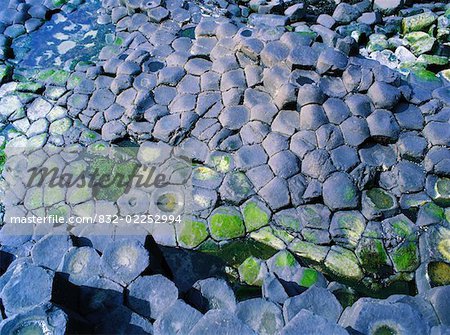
[
  {"left": 102, "top": 120, "right": 126, "bottom": 141},
  {"left": 235, "top": 144, "right": 268, "bottom": 170},
  {"left": 281, "top": 309, "right": 348, "bottom": 335},
  {"left": 236, "top": 298, "right": 284, "bottom": 335},
  {"left": 100, "top": 239, "right": 149, "bottom": 285},
  {"left": 393, "top": 161, "right": 425, "bottom": 193},
  {"left": 431, "top": 326, "right": 450, "bottom": 335},
  {"left": 317, "top": 14, "right": 336, "bottom": 29},
  {"left": 128, "top": 275, "right": 179, "bottom": 319},
  {"left": 345, "top": 94, "right": 372, "bottom": 117},
  {"left": 117, "top": 61, "right": 141, "bottom": 76},
  {"left": 272, "top": 110, "right": 300, "bottom": 136},
  {"left": 0, "top": 304, "right": 67, "bottom": 335},
  {"left": 317, "top": 124, "right": 344, "bottom": 151},
  {"left": 269, "top": 150, "right": 300, "bottom": 179},
  {"left": 219, "top": 171, "right": 254, "bottom": 204},
  {"left": 332, "top": 3, "right": 360, "bottom": 24},
  {"left": 423, "top": 121, "right": 450, "bottom": 146},
  {"left": 290, "top": 130, "right": 317, "bottom": 159},
  {"left": 240, "top": 121, "right": 270, "bottom": 145},
  {"left": 262, "top": 132, "right": 289, "bottom": 156},
  {"left": 340, "top": 116, "right": 370, "bottom": 146},
  {"left": 283, "top": 286, "right": 343, "bottom": 323},
  {"left": 339, "top": 298, "right": 430, "bottom": 334},
  {"left": 367, "top": 82, "right": 401, "bottom": 109},
  {"left": 261, "top": 41, "right": 290, "bottom": 67},
  {"left": 1, "top": 263, "right": 54, "bottom": 315},
  {"left": 188, "top": 309, "right": 256, "bottom": 335},
  {"left": 89, "top": 89, "right": 115, "bottom": 111},
  {"left": 297, "top": 84, "right": 325, "bottom": 107},
  {"left": 287, "top": 46, "right": 318, "bottom": 69},
  {"left": 301, "top": 149, "right": 335, "bottom": 181},
  {"left": 310, "top": 25, "right": 338, "bottom": 47},
  {"left": 299, "top": 104, "right": 328, "bottom": 130},
  {"left": 358, "top": 12, "right": 381, "bottom": 25},
  {"left": 262, "top": 273, "right": 289, "bottom": 304},
  {"left": 316, "top": 48, "right": 348, "bottom": 74},
  {"left": 323, "top": 98, "right": 351, "bottom": 124},
  {"left": 323, "top": 172, "right": 359, "bottom": 210},
  {"left": 154, "top": 299, "right": 203, "bottom": 335},
  {"left": 247, "top": 164, "right": 274, "bottom": 191},
  {"left": 298, "top": 204, "right": 331, "bottom": 230},
  {"left": 219, "top": 106, "right": 250, "bottom": 130},
  {"left": 331, "top": 145, "right": 359, "bottom": 171},
  {"left": 394, "top": 103, "right": 424, "bottom": 131},
  {"left": 373, "top": 0, "right": 403, "bottom": 14},
  {"left": 397, "top": 133, "right": 427, "bottom": 160},
  {"left": 319, "top": 77, "right": 347, "bottom": 98},
  {"left": 259, "top": 177, "right": 290, "bottom": 210},
  {"left": 221, "top": 69, "right": 246, "bottom": 91},
  {"left": 61, "top": 247, "right": 102, "bottom": 286},
  {"left": 190, "top": 278, "right": 236, "bottom": 312},
  {"left": 31, "top": 234, "right": 72, "bottom": 271},
  {"left": 248, "top": 13, "right": 288, "bottom": 27},
  {"left": 367, "top": 109, "right": 400, "bottom": 141},
  {"left": 358, "top": 148, "right": 395, "bottom": 177},
  {"left": 148, "top": 6, "right": 170, "bottom": 22},
  {"left": 158, "top": 66, "right": 186, "bottom": 86},
  {"left": 212, "top": 55, "right": 239, "bottom": 74}
]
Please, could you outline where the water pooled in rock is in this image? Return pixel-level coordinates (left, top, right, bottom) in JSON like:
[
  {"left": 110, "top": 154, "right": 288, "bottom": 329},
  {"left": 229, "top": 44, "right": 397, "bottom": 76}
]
[{"left": 11, "top": 0, "right": 112, "bottom": 71}]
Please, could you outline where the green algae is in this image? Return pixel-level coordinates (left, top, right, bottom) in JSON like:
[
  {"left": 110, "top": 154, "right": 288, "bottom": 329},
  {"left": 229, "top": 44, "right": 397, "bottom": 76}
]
[
  {"left": 299, "top": 268, "right": 319, "bottom": 288},
  {"left": 177, "top": 219, "right": 209, "bottom": 248},
  {"left": 193, "top": 166, "right": 220, "bottom": 181},
  {"left": 0, "top": 64, "right": 13, "bottom": 84},
  {"left": 250, "top": 227, "right": 287, "bottom": 250},
  {"left": 356, "top": 238, "right": 390, "bottom": 274},
  {"left": 209, "top": 207, "right": 245, "bottom": 240},
  {"left": 274, "top": 250, "right": 296, "bottom": 267},
  {"left": 242, "top": 201, "right": 269, "bottom": 232},
  {"left": 367, "top": 188, "right": 394, "bottom": 209},
  {"left": 373, "top": 325, "right": 398, "bottom": 335},
  {"left": 324, "top": 246, "right": 364, "bottom": 281},
  {"left": 428, "top": 261, "right": 450, "bottom": 287},
  {"left": 88, "top": 157, "right": 138, "bottom": 202},
  {"left": 238, "top": 256, "right": 264, "bottom": 286},
  {"left": 402, "top": 12, "right": 437, "bottom": 33},
  {"left": 199, "top": 239, "right": 277, "bottom": 267},
  {"left": 289, "top": 239, "right": 329, "bottom": 263},
  {"left": 391, "top": 241, "right": 420, "bottom": 272}
]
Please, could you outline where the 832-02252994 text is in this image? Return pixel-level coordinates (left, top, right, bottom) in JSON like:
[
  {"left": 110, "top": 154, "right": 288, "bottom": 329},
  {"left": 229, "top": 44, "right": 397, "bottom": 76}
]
[{"left": 7, "top": 214, "right": 183, "bottom": 225}]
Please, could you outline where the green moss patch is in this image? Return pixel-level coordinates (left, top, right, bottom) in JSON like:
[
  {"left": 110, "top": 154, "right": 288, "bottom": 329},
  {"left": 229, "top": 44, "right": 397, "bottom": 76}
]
[
  {"left": 250, "top": 227, "right": 286, "bottom": 250},
  {"left": 209, "top": 207, "right": 245, "bottom": 241},
  {"left": 199, "top": 239, "right": 277, "bottom": 267},
  {"left": 356, "top": 238, "right": 390, "bottom": 274},
  {"left": 373, "top": 325, "right": 398, "bottom": 335},
  {"left": 238, "top": 256, "right": 264, "bottom": 286},
  {"left": 289, "top": 239, "right": 329, "bottom": 263},
  {"left": 428, "top": 262, "right": 450, "bottom": 287},
  {"left": 177, "top": 219, "right": 209, "bottom": 249},
  {"left": 391, "top": 241, "right": 420, "bottom": 272},
  {"left": 274, "top": 250, "right": 297, "bottom": 267},
  {"left": 299, "top": 268, "right": 319, "bottom": 288},
  {"left": 367, "top": 188, "right": 395, "bottom": 209},
  {"left": 242, "top": 201, "right": 269, "bottom": 232},
  {"left": 324, "top": 246, "right": 364, "bottom": 281}
]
